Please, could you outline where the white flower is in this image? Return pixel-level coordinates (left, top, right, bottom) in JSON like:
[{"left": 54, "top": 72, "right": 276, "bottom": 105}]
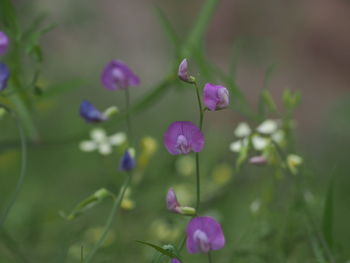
[
  {"left": 250, "top": 199, "right": 261, "bottom": 214},
  {"left": 256, "top": 119, "right": 279, "bottom": 135},
  {"left": 234, "top": 122, "right": 251, "bottom": 138},
  {"left": 252, "top": 135, "right": 269, "bottom": 151},
  {"left": 229, "top": 138, "right": 248, "bottom": 153},
  {"left": 271, "top": 130, "right": 284, "bottom": 144},
  {"left": 79, "top": 128, "right": 127, "bottom": 155}
]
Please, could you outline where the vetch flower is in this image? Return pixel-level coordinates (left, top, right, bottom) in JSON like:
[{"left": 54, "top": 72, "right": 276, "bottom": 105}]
[
  {"left": 234, "top": 122, "right": 251, "bottom": 138},
  {"left": 166, "top": 188, "right": 196, "bottom": 216},
  {"left": 287, "top": 154, "right": 303, "bottom": 175},
  {"left": 178, "top": 58, "right": 195, "bottom": 83},
  {"left": 0, "top": 63, "right": 10, "bottom": 91},
  {"left": 120, "top": 150, "right": 136, "bottom": 171},
  {"left": 203, "top": 83, "right": 229, "bottom": 111},
  {"left": 79, "top": 128, "right": 126, "bottom": 155},
  {"left": 0, "top": 32, "right": 9, "bottom": 56},
  {"left": 164, "top": 121, "right": 204, "bottom": 155},
  {"left": 171, "top": 259, "right": 181, "bottom": 263},
  {"left": 79, "top": 100, "right": 107, "bottom": 123},
  {"left": 256, "top": 119, "right": 279, "bottom": 135},
  {"left": 101, "top": 60, "right": 140, "bottom": 90},
  {"left": 186, "top": 216, "right": 225, "bottom": 254},
  {"left": 166, "top": 188, "right": 181, "bottom": 213}
]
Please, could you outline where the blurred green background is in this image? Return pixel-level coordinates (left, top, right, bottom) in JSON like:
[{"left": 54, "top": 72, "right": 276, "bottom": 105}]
[{"left": 1, "top": 0, "right": 350, "bottom": 262}]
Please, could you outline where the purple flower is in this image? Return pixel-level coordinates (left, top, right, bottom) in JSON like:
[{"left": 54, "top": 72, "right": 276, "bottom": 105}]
[
  {"left": 101, "top": 60, "right": 140, "bottom": 90},
  {"left": 79, "top": 100, "right": 107, "bottom": 123},
  {"left": 171, "top": 259, "right": 181, "bottom": 263},
  {"left": 163, "top": 121, "right": 204, "bottom": 155},
  {"left": 0, "top": 32, "right": 9, "bottom": 56},
  {"left": 186, "top": 216, "right": 225, "bottom": 254},
  {"left": 178, "top": 58, "right": 194, "bottom": 83},
  {"left": 203, "top": 83, "right": 230, "bottom": 111},
  {"left": 166, "top": 188, "right": 181, "bottom": 213},
  {"left": 120, "top": 150, "right": 135, "bottom": 171},
  {"left": 0, "top": 63, "right": 10, "bottom": 91}
]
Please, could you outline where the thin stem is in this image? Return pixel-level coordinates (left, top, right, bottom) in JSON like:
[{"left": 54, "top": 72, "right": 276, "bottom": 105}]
[
  {"left": 195, "top": 153, "right": 201, "bottom": 210},
  {"left": 272, "top": 142, "right": 335, "bottom": 263},
  {"left": 193, "top": 82, "right": 204, "bottom": 211},
  {"left": 0, "top": 107, "right": 27, "bottom": 227},
  {"left": 208, "top": 251, "right": 213, "bottom": 263},
  {"left": 124, "top": 87, "right": 133, "bottom": 146},
  {"left": 85, "top": 173, "right": 132, "bottom": 263},
  {"left": 193, "top": 82, "right": 204, "bottom": 130}
]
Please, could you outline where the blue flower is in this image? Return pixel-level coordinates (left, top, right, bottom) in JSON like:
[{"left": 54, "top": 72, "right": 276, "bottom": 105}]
[
  {"left": 0, "top": 63, "right": 10, "bottom": 91},
  {"left": 79, "top": 100, "right": 107, "bottom": 123},
  {"left": 120, "top": 150, "right": 135, "bottom": 172}
]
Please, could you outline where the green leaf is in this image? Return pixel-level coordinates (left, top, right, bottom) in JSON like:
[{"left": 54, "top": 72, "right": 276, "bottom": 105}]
[
  {"left": 322, "top": 175, "right": 334, "bottom": 250},
  {"left": 136, "top": 241, "right": 181, "bottom": 260},
  {"left": 182, "top": 0, "right": 219, "bottom": 58},
  {"left": 60, "top": 188, "right": 113, "bottom": 221},
  {"left": 0, "top": 0, "right": 19, "bottom": 34},
  {"left": 155, "top": 7, "right": 181, "bottom": 55},
  {"left": 258, "top": 64, "right": 277, "bottom": 117}
]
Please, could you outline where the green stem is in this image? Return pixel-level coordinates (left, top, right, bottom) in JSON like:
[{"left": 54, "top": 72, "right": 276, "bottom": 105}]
[
  {"left": 272, "top": 142, "right": 335, "bottom": 263},
  {"left": 85, "top": 173, "right": 132, "bottom": 263},
  {"left": 0, "top": 106, "right": 27, "bottom": 227},
  {"left": 193, "top": 82, "right": 204, "bottom": 211},
  {"left": 124, "top": 87, "right": 133, "bottom": 146},
  {"left": 208, "top": 251, "right": 213, "bottom": 263}
]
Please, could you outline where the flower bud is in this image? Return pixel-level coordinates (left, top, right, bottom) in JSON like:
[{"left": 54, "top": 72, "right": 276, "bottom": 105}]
[
  {"left": 0, "top": 63, "right": 10, "bottom": 91},
  {"left": 178, "top": 58, "right": 195, "bottom": 83},
  {"left": 0, "top": 32, "right": 9, "bottom": 56},
  {"left": 79, "top": 100, "right": 107, "bottom": 123},
  {"left": 103, "top": 106, "right": 119, "bottom": 118},
  {"left": 166, "top": 188, "right": 181, "bottom": 213},
  {"left": 249, "top": 155, "right": 267, "bottom": 165},
  {"left": 120, "top": 150, "right": 136, "bottom": 172}
]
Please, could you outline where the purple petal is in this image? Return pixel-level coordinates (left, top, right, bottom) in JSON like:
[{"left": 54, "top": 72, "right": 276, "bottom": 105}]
[
  {"left": 0, "top": 63, "right": 10, "bottom": 91},
  {"left": 171, "top": 259, "right": 181, "bottom": 263},
  {"left": 163, "top": 121, "right": 204, "bottom": 155},
  {"left": 203, "top": 83, "right": 229, "bottom": 111},
  {"left": 101, "top": 60, "right": 140, "bottom": 90},
  {"left": 79, "top": 100, "right": 107, "bottom": 123},
  {"left": 120, "top": 150, "right": 136, "bottom": 171},
  {"left": 0, "top": 32, "right": 9, "bottom": 56},
  {"left": 186, "top": 216, "right": 225, "bottom": 254},
  {"left": 178, "top": 58, "right": 189, "bottom": 82},
  {"left": 166, "top": 188, "right": 181, "bottom": 213}
]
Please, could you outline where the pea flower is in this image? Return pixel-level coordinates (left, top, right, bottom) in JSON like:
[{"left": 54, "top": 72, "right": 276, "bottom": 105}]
[
  {"left": 164, "top": 121, "right": 204, "bottom": 155},
  {"left": 166, "top": 188, "right": 181, "bottom": 213},
  {"left": 171, "top": 259, "right": 181, "bottom": 263},
  {"left": 186, "top": 216, "right": 225, "bottom": 254},
  {"left": 101, "top": 60, "right": 140, "bottom": 90},
  {"left": 79, "top": 100, "right": 107, "bottom": 123},
  {"left": 120, "top": 150, "right": 136, "bottom": 171},
  {"left": 0, "top": 32, "right": 9, "bottom": 56},
  {"left": 79, "top": 128, "right": 126, "bottom": 155},
  {"left": 203, "top": 83, "right": 229, "bottom": 111},
  {"left": 178, "top": 58, "right": 195, "bottom": 83},
  {"left": 166, "top": 188, "right": 196, "bottom": 216},
  {"left": 0, "top": 63, "right": 10, "bottom": 91}
]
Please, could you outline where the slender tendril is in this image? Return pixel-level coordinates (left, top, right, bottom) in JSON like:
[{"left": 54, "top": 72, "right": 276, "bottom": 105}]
[
  {"left": 85, "top": 173, "right": 132, "bottom": 263},
  {"left": 0, "top": 106, "right": 27, "bottom": 227}
]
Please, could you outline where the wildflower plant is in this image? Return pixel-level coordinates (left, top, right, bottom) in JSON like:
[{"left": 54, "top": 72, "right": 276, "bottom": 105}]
[{"left": 0, "top": 0, "right": 339, "bottom": 263}]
